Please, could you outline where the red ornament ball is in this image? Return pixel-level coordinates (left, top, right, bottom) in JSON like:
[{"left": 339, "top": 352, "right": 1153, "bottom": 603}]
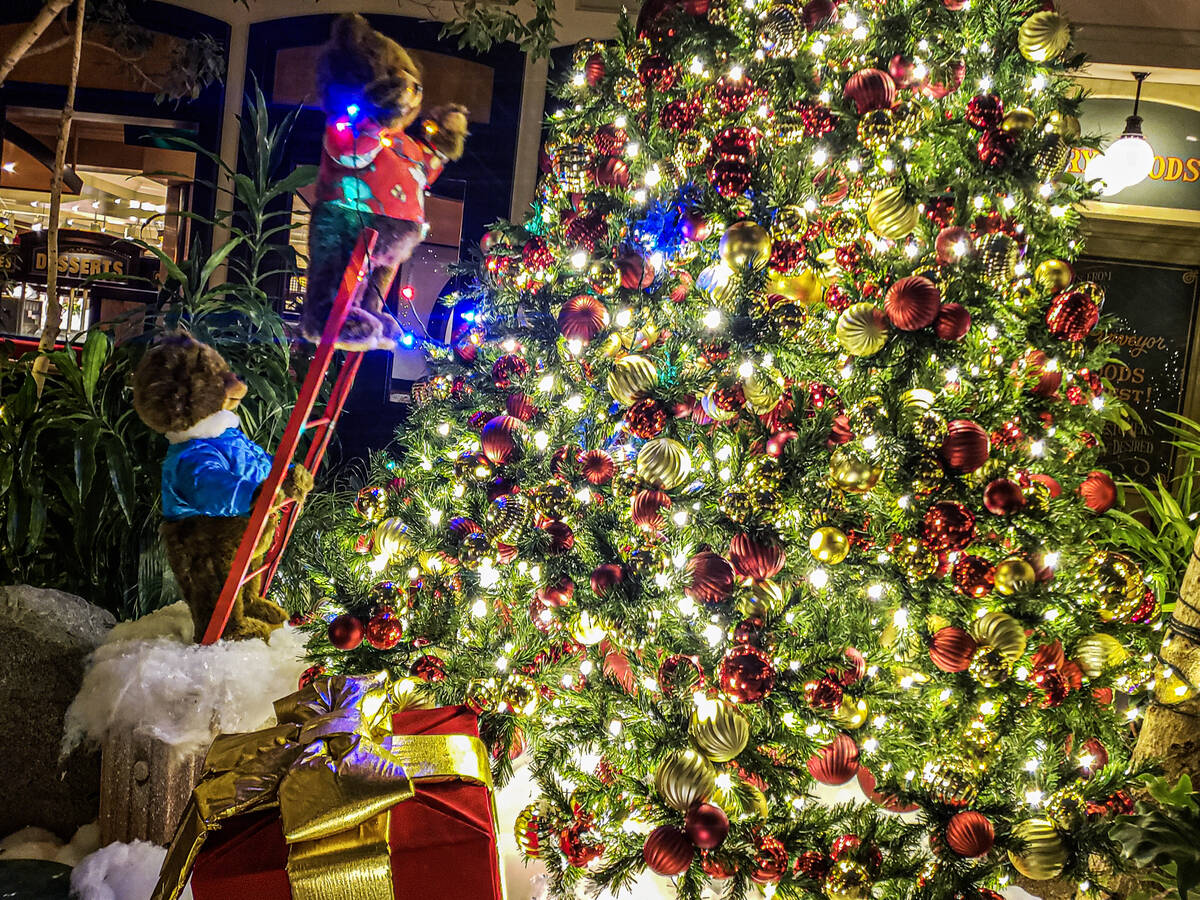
[
  {"left": 686, "top": 551, "right": 736, "bottom": 606},
  {"left": 807, "top": 733, "right": 860, "bottom": 785},
  {"left": 1079, "top": 470, "right": 1117, "bottom": 512},
  {"left": 558, "top": 295, "right": 609, "bottom": 344},
  {"left": 888, "top": 54, "right": 916, "bottom": 89},
  {"left": 618, "top": 253, "right": 656, "bottom": 289},
  {"left": 491, "top": 353, "right": 531, "bottom": 389},
  {"left": 719, "top": 644, "right": 776, "bottom": 702},
  {"left": 844, "top": 68, "right": 897, "bottom": 115},
  {"left": 714, "top": 75, "right": 755, "bottom": 114},
  {"left": 943, "top": 0, "right": 968, "bottom": 8},
  {"left": 919, "top": 501, "right": 976, "bottom": 551},
  {"left": 965, "top": 94, "right": 1004, "bottom": 130},
  {"left": 585, "top": 52, "right": 606, "bottom": 86},
  {"left": 627, "top": 399, "right": 668, "bottom": 439},
  {"left": 752, "top": 835, "right": 789, "bottom": 884},
  {"left": 977, "top": 128, "right": 1017, "bottom": 166},
  {"left": 560, "top": 823, "right": 604, "bottom": 868},
  {"left": 984, "top": 478, "right": 1025, "bottom": 515},
  {"left": 1017, "top": 349, "right": 1063, "bottom": 397},
  {"left": 579, "top": 448, "right": 616, "bottom": 484},
  {"left": 713, "top": 125, "right": 761, "bottom": 162},
  {"left": 941, "top": 419, "right": 990, "bottom": 474},
  {"left": 685, "top": 802, "right": 730, "bottom": 850},
  {"left": 298, "top": 664, "right": 325, "bottom": 689},
  {"left": 1032, "top": 472, "right": 1062, "bottom": 498},
  {"left": 935, "top": 227, "right": 972, "bottom": 264},
  {"left": 709, "top": 159, "right": 753, "bottom": 197},
  {"left": 410, "top": 654, "right": 447, "bottom": 681},
  {"left": 952, "top": 554, "right": 995, "bottom": 598},
  {"left": 946, "top": 811, "right": 994, "bottom": 857},
  {"left": 680, "top": 207, "right": 711, "bottom": 242},
  {"left": 594, "top": 123, "right": 627, "bottom": 156},
  {"left": 365, "top": 607, "right": 404, "bottom": 650},
  {"left": 631, "top": 489, "right": 672, "bottom": 531},
  {"left": 638, "top": 54, "right": 679, "bottom": 91},
  {"left": 564, "top": 212, "right": 607, "bottom": 253},
  {"left": 1046, "top": 290, "right": 1100, "bottom": 341},
  {"left": 884, "top": 276, "right": 941, "bottom": 330},
  {"left": 644, "top": 825, "right": 694, "bottom": 876},
  {"left": 935, "top": 303, "right": 972, "bottom": 341},
  {"left": 929, "top": 626, "right": 977, "bottom": 673},
  {"left": 506, "top": 391, "right": 537, "bottom": 421},
  {"left": 590, "top": 562, "right": 625, "bottom": 595},
  {"left": 659, "top": 97, "right": 702, "bottom": 132},
  {"left": 328, "top": 614, "right": 364, "bottom": 650},
  {"left": 544, "top": 520, "right": 575, "bottom": 554},
  {"left": 481, "top": 415, "right": 525, "bottom": 465},
  {"left": 536, "top": 576, "right": 575, "bottom": 607},
  {"left": 801, "top": 0, "right": 836, "bottom": 29},
  {"left": 593, "top": 156, "right": 630, "bottom": 189},
  {"left": 729, "top": 532, "right": 786, "bottom": 580}
]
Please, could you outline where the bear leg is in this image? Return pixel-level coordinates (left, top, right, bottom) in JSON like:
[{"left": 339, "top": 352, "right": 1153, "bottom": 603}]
[{"left": 304, "top": 203, "right": 391, "bottom": 348}]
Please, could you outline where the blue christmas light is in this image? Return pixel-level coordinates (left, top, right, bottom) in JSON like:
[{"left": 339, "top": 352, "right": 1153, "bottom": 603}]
[
  {"left": 400, "top": 331, "right": 415, "bottom": 347},
  {"left": 346, "top": 103, "right": 361, "bottom": 118}
]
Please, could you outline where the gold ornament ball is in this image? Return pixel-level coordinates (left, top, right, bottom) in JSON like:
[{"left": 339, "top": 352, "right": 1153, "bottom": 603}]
[
  {"left": 810, "top": 526, "right": 850, "bottom": 564},
  {"left": 768, "top": 269, "right": 825, "bottom": 305},
  {"left": 675, "top": 132, "right": 711, "bottom": 168},
  {"left": 899, "top": 388, "right": 936, "bottom": 421},
  {"left": 924, "top": 756, "right": 979, "bottom": 807},
  {"left": 1008, "top": 818, "right": 1068, "bottom": 880},
  {"left": 744, "top": 578, "right": 785, "bottom": 615},
  {"left": 824, "top": 858, "right": 872, "bottom": 900},
  {"left": 697, "top": 262, "right": 738, "bottom": 306},
  {"left": 1073, "top": 633, "right": 1129, "bottom": 678},
  {"left": 570, "top": 610, "right": 608, "bottom": 645},
  {"left": 1034, "top": 259, "right": 1074, "bottom": 292},
  {"left": 712, "top": 776, "right": 769, "bottom": 819},
  {"left": 373, "top": 517, "right": 412, "bottom": 558},
  {"left": 743, "top": 365, "right": 785, "bottom": 413},
  {"left": 867, "top": 185, "right": 919, "bottom": 240},
  {"left": 831, "top": 697, "right": 869, "bottom": 730},
  {"left": 1045, "top": 787, "right": 1087, "bottom": 831},
  {"left": 587, "top": 258, "right": 621, "bottom": 296},
  {"left": 355, "top": 486, "right": 388, "bottom": 521},
  {"left": 501, "top": 674, "right": 539, "bottom": 716},
  {"left": 1019, "top": 11, "right": 1072, "bottom": 63},
  {"left": 607, "top": 354, "right": 659, "bottom": 406},
  {"left": 1049, "top": 110, "right": 1082, "bottom": 140},
  {"left": 893, "top": 538, "right": 937, "bottom": 579},
  {"left": 970, "top": 611, "right": 1028, "bottom": 663},
  {"left": 654, "top": 749, "right": 717, "bottom": 811},
  {"left": 1083, "top": 550, "right": 1144, "bottom": 621},
  {"left": 719, "top": 221, "right": 773, "bottom": 270},
  {"left": 514, "top": 800, "right": 551, "bottom": 859},
  {"left": 836, "top": 303, "right": 889, "bottom": 357},
  {"left": 690, "top": 699, "right": 751, "bottom": 762},
  {"left": 969, "top": 646, "right": 1012, "bottom": 687},
  {"left": 912, "top": 457, "right": 944, "bottom": 496},
  {"left": 1076, "top": 280, "right": 1107, "bottom": 308},
  {"left": 772, "top": 205, "right": 809, "bottom": 241},
  {"left": 1001, "top": 107, "right": 1038, "bottom": 133},
  {"left": 636, "top": 438, "right": 693, "bottom": 490},
  {"left": 830, "top": 448, "right": 882, "bottom": 493},
  {"left": 994, "top": 557, "right": 1037, "bottom": 596}
]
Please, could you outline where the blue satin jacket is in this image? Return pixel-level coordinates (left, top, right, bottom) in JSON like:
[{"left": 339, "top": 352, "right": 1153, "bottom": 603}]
[{"left": 161, "top": 426, "right": 271, "bottom": 521}]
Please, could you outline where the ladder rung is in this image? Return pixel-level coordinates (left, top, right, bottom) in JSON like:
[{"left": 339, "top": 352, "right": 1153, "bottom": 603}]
[{"left": 304, "top": 416, "right": 331, "bottom": 429}]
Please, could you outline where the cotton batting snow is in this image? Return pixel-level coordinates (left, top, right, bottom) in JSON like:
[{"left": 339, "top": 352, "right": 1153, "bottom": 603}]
[
  {"left": 63, "top": 601, "right": 309, "bottom": 758},
  {"left": 69, "top": 840, "right": 192, "bottom": 900},
  {"left": 0, "top": 823, "right": 99, "bottom": 867}
]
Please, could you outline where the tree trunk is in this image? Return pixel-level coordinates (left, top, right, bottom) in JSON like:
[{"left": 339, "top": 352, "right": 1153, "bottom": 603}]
[
  {"left": 1131, "top": 527, "right": 1200, "bottom": 782},
  {"left": 0, "top": 0, "right": 74, "bottom": 88},
  {"left": 31, "top": 0, "right": 85, "bottom": 394}
]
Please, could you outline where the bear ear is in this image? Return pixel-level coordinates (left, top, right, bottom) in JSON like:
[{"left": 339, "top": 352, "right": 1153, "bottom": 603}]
[{"left": 330, "top": 13, "right": 370, "bottom": 45}]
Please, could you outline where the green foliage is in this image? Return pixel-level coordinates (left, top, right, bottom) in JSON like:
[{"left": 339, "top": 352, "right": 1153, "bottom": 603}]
[
  {"left": 0, "top": 86, "right": 312, "bottom": 618},
  {"left": 439, "top": 0, "right": 561, "bottom": 59},
  {"left": 1113, "top": 774, "right": 1200, "bottom": 898}
]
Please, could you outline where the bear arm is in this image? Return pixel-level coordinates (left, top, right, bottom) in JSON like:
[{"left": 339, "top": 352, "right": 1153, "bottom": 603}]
[
  {"left": 181, "top": 452, "right": 264, "bottom": 518},
  {"left": 324, "top": 119, "right": 386, "bottom": 169}
]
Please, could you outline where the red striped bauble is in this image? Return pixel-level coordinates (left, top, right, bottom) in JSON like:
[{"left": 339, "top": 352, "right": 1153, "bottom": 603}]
[
  {"left": 558, "top": 294, "right": 609, "bottom": 343},
  {"left": 729, "top": 533, "right": 786, "bottom": 580},
  {"left": 807, "top": 733, "right": 860, "bottom": 785},
  {"left": 983, "top": 478, "right": 1024, "bottom": 515},
  {"left": 946, "top": 811, "right": 994, "bottom": 857},
  {"left": 590, "top": 562, "right": 625, "bottom": 595},
  {"left": 844, "top": 68, "right": 897, "bottom": 115},
  {"left": 1079, "top": 470, "right": 1117, "bottom": 513},
  {"left": 631, "top": 489, "right": 672, "bottom": 531},
  {"left": 929, "top": 626, "right": 978, "bottom": 673},
  {"left": 1046, "top": 290, "right": 1099, "bottom": 341},
  {"left": 884, "top": 275, "right": 941, "bottom": 330},
  {"left": 506, "top": 391, "right": 537, "bottom": 421},
  {"left": 940, "top": 419, "right": 990, "bottom": 474},
  {"left": 935, "top": 303, "right": 971, "bottom": 340},
  {"left": 644, "top": 825, "right": 694, "bottom": 876},
  {"left": 578, "top": 448, "right": 616, "bottom": 484},
  {"left": 686, "top": 551, "right": 736, "bottom": 605},
  {"left": 480, "top": 415, "right": 526, "bottom": 465}
]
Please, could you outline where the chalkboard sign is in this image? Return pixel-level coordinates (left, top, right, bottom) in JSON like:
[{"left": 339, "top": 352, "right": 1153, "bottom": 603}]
[{"left": 1075, "top": 257, "right": 1200, "bottom": 481}]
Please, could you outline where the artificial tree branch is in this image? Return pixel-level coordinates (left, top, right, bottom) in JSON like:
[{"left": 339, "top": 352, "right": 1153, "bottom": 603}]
[
  {"left": 0, "top": 0, "right": 74, "bottom": 88},
  {"left": 32, "top": 0, "right": 86, "bottom": 394}
]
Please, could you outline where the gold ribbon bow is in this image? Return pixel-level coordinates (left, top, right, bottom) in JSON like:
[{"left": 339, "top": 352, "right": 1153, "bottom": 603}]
[{"left": 151, "top": 672, "right": 493, "bottom": 900}]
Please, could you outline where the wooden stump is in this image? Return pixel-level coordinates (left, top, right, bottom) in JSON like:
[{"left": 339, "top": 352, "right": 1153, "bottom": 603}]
[{"left": 98, "top": 731, "right": 204, "bottom": 846}]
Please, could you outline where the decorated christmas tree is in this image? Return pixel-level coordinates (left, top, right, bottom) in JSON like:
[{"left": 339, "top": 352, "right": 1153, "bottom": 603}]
[{"left": 293, "top": 1, "right": 1173, "bottom": 897}]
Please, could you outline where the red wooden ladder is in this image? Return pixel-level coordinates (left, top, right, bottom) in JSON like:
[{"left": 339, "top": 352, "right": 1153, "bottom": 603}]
[{"left": 201, "top": 229, "right": 384, "bottom": 644}]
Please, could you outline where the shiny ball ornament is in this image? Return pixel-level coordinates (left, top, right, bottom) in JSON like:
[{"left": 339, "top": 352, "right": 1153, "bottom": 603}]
[
  {"left": 831, "top": 697, "right": 870, "bottom": 730},
  {"left": 884, "top": 276, "right": 941, "bottom": 330},
  {"left": 952, "top": 555, "right": 995, "bottom": 598},
  {"left": 768, "top": 269, "right": 825, "bottom": 304},
  {"left": 743, "top": 365, "right": 785, "bottom": 413},
  {"left": 984, "top": 478, "right": 1024, "bottom": 515},
  {"left": 946, "top": 811, "right": 994, "bottom": 858},
  {"left": 934, "top": 303, "right": 971, "bottom": 341},
  {"left": 480, "top": 415, "right": 526, "bottom": 465},
  {"left": 644, "top": 825, "right": 694, "bottom": 876},
  {"left": 810, "top": 526, "right": 850, "bottom": 564},
  {"left": 514, "top": 801, "right": 549, "bottom": 859},
  {"left": 637, "top": 438, "right": 693, "bottom": 490},
  {"left": 977, "top": 232, "right": 1018, "bottom": 285},
  {"left": 1073, "top": 633, "right": 1129, "bottom": 678},
  {"left": 1080, "top": 470, "right": 1118, "bottom": 512},
  {"left": 355, "top": 486, "right": 388, "bottom": 521},
  {"left": 752, "top": 835, "right": 789, "bottom": 884},
  {"left": 970, "top": 646, "right": 1013, "bottom": 687},
  {"left": 969, "top": 610, "right": 1027, "bottom": 663},
  {"left": 697, "top": 262, "right": 737, "bottom": 306},
  {"left": 1008, "top": 818, "right": 1068, "bottom": 880},
  {"left": 836, "top": 303, "right": 889, "bottom": 356},
  {"left": 607, "top": 354, "right": 658, "bottom": 406},
  {"left": 328, "top": 614, "right": 365, "bottom": 650},
  {"left": 558, "top": 294, "right": 609, "bottom": 343},
  {"left": 655, "top": 749, "right": 716, "bottom": 811},
  {"left": 675, "top": 132, "right": 711, "bottom": 170},
  {"left": 940, "top": 419, "right": 990, "bottom": 474},
  {"left": 912, "top": 457, "right": 945, "bottom": 496},
  {"left": 719, "top": 645, "right": 776, "bottom": 702},
  {"left": 579, "top": 448, "right": 616, "bottom": 485},
  {"left": 824, "top": 858, "right": 872, "bottom": 900},
  {"left": 365, "top": 608, "right": 404, "bottom": 650},
  {"left": 680, "top": 207, "right": 711, "bottom": 242},
  {"left": 1035, "top": 259, "right": 1074, "bottom": 292},
  {"left": 1046, "top": 290, "right": 1099, "bottom": 341},
  {"left": 569, "top": 610, "right": 608, "bottom": 645},
  {"left": 893, "top": 538, "right": 937, "bottom": 579},
  {"left": 935, "top": 226, "right": 972, "bottom": 263},
  {"left": 587, "top": 258, "right": 620, "bottom": 296},
  {"left": 929, "top": 626, "right": 977, "bottom": 673},
  {"left": 719, "top": 221, "right": 772, "bottom": 270},
  {"left": 690, "top": 700, "right": 751, "bottom": 762},
  {"left": 1019, "top": 10, "right": 1072, "bottom": 62},
  {"left": 593, "top": 155, "right": 629, "bottom": 188},
  {"left": 844, "top": 68, "right": 897, "bottom": 115},
  {"left": 729, "top": 533, "right": 786, "bottom": 580},
  {"left": 1001, "top": 106, "right": 1038, "bottom": 134},
  {"left": 1034, "top": 133, "right": 1071, "bottom": 181},
  {"left": 631, "top": 489, "right": 672, "bottom": 531},
  {"left": 760, "top": 3, "right": 803, "bottom": 55},
  {"left": 830, "top": 448, "right": 882, "bottom": 493},
  {"left": 920, "top": 501, "right": 976, "bottom": 552},
  {"left": 686, "top": 551, "right": 736, "bottom": 606},
  {"left": 1083, "top": 551, "right": 1144, "bottom": 622},
  {"left": 965, "top": 93, "right": 1004, "bottom": 130},
  {"left": 485, "top": 493, "right": 530, "bottom": 543},
  {"left": 685, "top": 802, "right": 730, "bottom": 850},
  {"left": 553, "top": 143, "right": 592, "bottom": 193},
  {"left": 710, "top": 159, "right": 753, "bottom": 197},
  {"left": 772, "top": 205, "right": 809, "bottom": 241},
  {"left": 994, "top": 557, "right": 1037, "bottom": 596},
  {"left": 807, "top": 733, "right": 860, "bottom": 785},
  {"left": 373, "top": 517, "right": 412, "bottom": 558},
  {"left": 867, "top": 185, "right": 919, "bottom": 240}
]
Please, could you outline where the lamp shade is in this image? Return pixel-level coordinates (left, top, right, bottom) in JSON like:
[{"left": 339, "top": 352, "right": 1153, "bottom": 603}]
[{"left": 1105, "top": 130, "right": 1155, "bottom": 187}]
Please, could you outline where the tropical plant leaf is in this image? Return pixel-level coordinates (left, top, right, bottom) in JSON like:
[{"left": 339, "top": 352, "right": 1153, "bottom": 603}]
[{"left": 79, "top": 330, "right": 110, "bottom": 406}]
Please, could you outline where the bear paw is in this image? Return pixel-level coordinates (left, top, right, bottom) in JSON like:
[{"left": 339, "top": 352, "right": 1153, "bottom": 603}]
[
  {"left": 245, "top": 597, "right": 289, "bottom": 626},
  {"left": 221, "top": 616, "right": 279, "bottom": 642},
  {"left": 424, "top": 105, "right": 469, "bottom": 161}
]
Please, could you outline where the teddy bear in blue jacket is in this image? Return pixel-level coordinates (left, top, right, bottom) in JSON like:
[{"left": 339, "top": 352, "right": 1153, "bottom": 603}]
[{"left": 133, "top": 334, "right": 312, "bottom": 641}]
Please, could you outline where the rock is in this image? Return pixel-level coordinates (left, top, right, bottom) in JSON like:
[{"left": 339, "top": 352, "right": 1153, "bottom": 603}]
[
  {"left": 0, "top": 859, "right": 72, "bottom": 899},
  {"left": 0, "top": 586, "right": 114, "bottom": 838}
]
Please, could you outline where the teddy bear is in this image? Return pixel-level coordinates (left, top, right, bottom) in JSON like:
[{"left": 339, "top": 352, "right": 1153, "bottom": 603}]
[
  {"left": 132, "top": 334, "right": 313, "bottom": 642},
  {"left": 303, "top": 13, "right": 470, "bottom": 351}
]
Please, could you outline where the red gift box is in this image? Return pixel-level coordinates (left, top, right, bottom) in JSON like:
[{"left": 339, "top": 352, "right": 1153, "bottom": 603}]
[{"left": 189, "top": 706, "right": 503, "bottom": 900}]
